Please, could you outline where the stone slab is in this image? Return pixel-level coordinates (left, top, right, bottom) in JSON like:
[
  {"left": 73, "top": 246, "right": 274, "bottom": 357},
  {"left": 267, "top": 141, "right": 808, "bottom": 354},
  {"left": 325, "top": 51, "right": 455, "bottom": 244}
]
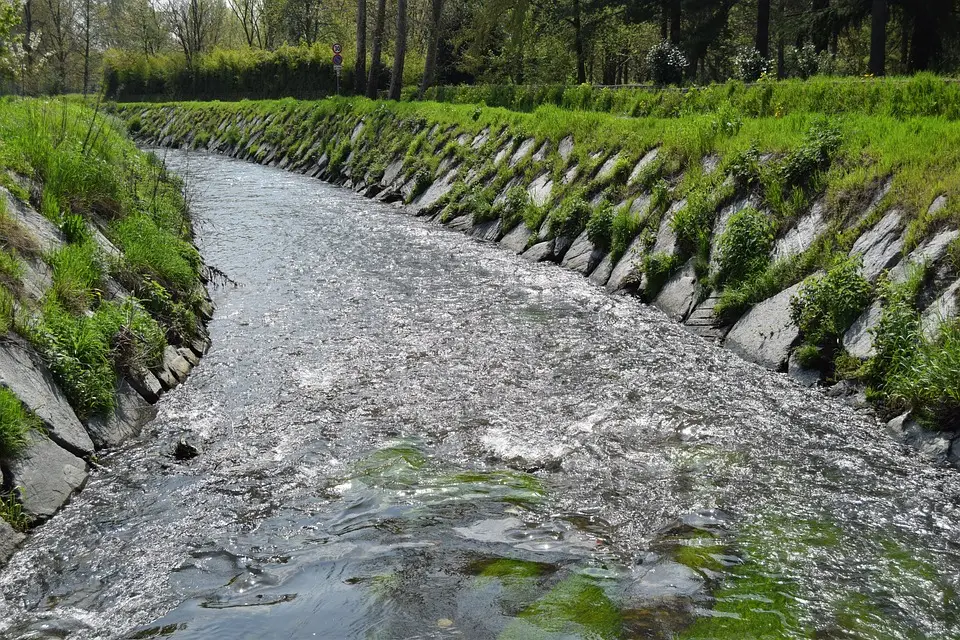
[
  {"left": 560, "top": 231, "right": 604, "bottom": 274},
  {"left": 653, "top": 259, "right": 698, "bottom": 322},
  {"left": 8, "top": 433, "right": 87, "bottom": 522},
  {"left": 500, "top": 225, "right": 533, "bottom": 254},
  {"left": 0, "top": 339, "right": 93, "bottom": 456},
  {"left": 724, "top": 282, "right": 804, "bottom": 371}
]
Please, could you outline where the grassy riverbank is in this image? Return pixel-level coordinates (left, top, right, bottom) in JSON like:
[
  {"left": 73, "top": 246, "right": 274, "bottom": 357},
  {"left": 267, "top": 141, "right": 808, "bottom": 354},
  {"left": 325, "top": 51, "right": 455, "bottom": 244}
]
[
  {"left": 117, "top": 96, "right": 960, "bottom": 435},
  {"left": 0, "top": 97, "right": 207, "bottom": 521}
]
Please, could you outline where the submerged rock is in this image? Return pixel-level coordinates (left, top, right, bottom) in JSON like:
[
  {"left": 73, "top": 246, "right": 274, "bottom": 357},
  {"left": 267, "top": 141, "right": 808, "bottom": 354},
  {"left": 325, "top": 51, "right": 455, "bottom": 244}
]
[
  {"left": 886, "top": 413, "right": 955, "bottom": 464},
  {"left": 84, "top": 381, "right": 158, "bottom": 450},
  {"left": 174, "top": 436, "right": 202, "bottom": 461},
  {"left": 0, "top": 520, "right": 24, "bottom": 565}
]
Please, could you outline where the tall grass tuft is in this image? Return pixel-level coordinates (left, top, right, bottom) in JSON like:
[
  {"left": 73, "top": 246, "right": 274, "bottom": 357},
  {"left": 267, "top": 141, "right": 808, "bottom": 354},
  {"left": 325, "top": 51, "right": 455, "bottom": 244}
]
[{"left": 0, "top": 387, "right": 38, "bottom": 459}]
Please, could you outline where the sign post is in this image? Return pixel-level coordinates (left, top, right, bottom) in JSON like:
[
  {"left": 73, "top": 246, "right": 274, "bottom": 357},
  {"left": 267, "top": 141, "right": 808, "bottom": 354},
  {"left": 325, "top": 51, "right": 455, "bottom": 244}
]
[{"left": 332, "top": 43, "right": 343, "bottom": 95}]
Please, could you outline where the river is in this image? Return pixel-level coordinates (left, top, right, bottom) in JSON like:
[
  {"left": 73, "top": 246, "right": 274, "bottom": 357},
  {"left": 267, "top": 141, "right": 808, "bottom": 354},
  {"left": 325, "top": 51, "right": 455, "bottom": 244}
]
[{"left": 2, "top": 150, "right": 960, "bottom": 639}]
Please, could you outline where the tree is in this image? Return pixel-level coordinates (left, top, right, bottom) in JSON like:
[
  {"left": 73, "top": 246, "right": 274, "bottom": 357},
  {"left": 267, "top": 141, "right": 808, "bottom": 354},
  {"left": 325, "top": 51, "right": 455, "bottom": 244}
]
[
  {"left": 365, "top": 0, "right": 385, "bottom": 97},
  {"left": 756, "top": 0, "right": 769, "bottom": 58},
  {"left": 868, "top": 0, "right": 886, "bottom": 75},
  {"left": 226, "top": 0, "right": 263, "bottom": 47},
  {"left": 417, "top": 0, "right": 441, "bottom": 96},
  {"left": 388, "top": 0, "right": 406, "bottom": 100},
  {"left": 353, "top": 0, "right": 365, "bottom": 94},
  {"left": 167, "top": 0, "right": 225, "bottom": 67},
  {"left": 42, "top": 0, "right": 77, "bottom": 92}
]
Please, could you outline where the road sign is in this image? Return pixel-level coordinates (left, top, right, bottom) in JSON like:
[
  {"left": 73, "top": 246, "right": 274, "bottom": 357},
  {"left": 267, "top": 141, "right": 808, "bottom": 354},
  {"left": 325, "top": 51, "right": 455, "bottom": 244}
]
[
  {"left": 332, "top": 43, "right": 343, "bottom": 54},
  {"left": 333, "top": 54, "right": 343, "bottom": 66}
]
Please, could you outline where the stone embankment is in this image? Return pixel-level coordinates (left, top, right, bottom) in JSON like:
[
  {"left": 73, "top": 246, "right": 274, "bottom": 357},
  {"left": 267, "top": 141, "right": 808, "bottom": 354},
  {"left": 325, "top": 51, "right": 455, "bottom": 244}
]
[
  {"left": 0, "top": 103, "right": 212, "bottom": 564},
  {"left": 119, "top": 99, "right": 960, "bottom": 466},
  {"left": 0, "top": 186, "right": 211, "bottom": 560}
]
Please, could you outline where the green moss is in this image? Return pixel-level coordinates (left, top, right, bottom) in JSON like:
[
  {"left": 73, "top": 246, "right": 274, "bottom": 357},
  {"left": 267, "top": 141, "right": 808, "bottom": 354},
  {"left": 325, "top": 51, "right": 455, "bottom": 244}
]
[{"left": 501, "top": 574, "right": 622, "bottom": 640}]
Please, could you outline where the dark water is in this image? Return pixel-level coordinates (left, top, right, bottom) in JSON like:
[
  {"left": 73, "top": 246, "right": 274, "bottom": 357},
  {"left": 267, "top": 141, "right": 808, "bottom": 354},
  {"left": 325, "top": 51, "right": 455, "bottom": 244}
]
[{"left": 2, "top": 151, "right": 960, "bottom": 639}]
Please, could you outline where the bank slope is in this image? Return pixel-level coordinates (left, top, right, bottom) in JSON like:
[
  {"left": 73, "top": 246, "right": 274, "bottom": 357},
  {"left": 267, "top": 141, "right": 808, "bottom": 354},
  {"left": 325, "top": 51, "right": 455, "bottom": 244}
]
[
  {"left": 0, "top": 98, "right": 212, "bottom": 556},
  {"left": 119, "top": 97, "right": 960, "bottom": 461}
]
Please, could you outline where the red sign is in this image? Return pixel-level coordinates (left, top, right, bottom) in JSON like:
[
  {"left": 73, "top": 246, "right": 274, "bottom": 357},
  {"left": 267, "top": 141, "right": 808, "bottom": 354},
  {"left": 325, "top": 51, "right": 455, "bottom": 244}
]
[{"left": 332, "top": 43, "right": 343, "bottom": 54}]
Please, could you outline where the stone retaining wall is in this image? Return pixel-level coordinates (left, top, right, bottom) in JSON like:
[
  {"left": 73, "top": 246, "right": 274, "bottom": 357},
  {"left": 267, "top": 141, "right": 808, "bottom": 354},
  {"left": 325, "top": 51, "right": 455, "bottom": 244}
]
[{"left": 120, "top": 101, "right": 960, "bottom": 468}]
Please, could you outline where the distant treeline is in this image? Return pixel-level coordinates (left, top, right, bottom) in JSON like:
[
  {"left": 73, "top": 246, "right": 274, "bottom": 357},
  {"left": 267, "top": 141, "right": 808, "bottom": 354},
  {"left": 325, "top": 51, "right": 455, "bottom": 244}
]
[
  {"left": 102, "top": 47, "right": 372, "bottom": 101},
  {"left": 105, "top": 52, "right": 960, "bottom": 123}
]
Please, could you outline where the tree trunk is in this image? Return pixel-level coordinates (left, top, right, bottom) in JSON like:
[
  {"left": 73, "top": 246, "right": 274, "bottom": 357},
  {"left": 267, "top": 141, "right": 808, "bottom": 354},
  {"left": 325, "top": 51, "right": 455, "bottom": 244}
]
[
  {"left": 82, "top": 0, "right": 91, "bottom": 95},
  {"left": 388, "top": 0, "right": 407, "bottom": 100},
  {"left": 366, "top": 0, "right": 387, "bottom": 98},
  {"left": 659, "top": 0, "right": 668, "bottom": 40},
  {"left": 573, "top": 0, "right": 585, "bottom": 83},
  {"left": 811, "top": 0, "right": 829, "bottom": 53},
  {"left": 418, "top": 0, "right": 443, "bottom": 98},
  {"left": 899, "top": 7, "right": 909, "bottom": 73},
  {"left": 354, "top": 0, "right": 366, "bottom": 95},
  {"left": 756, "top": 0, "right": 770, "bottom": 58},
  {"left": 869, "top": 0, "right": 887, "bottom": 76},
  {"left": 669, "top": 0, "right": 681, "bottom": 44},
  {"left": 908, "top": 1, "right": 946, "bottom": 72}
]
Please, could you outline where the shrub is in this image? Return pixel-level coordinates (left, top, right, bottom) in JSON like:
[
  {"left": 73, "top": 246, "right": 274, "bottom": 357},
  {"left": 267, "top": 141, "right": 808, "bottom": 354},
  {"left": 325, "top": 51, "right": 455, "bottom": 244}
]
[
  {"left": 790, "top": 257, "right": 872, "bottom": 348},
  {"left": 714, "top": 207, "right": 775, "bottom": 287},
  {"left": 643, "top": 252, "right": 683, "bottom": 298},
  {"left": 547, "top": 194, "right": 592, "bottom": 239},
  {"left": 609, "top": 205, "right": 642, "bottom": 263},
  {"left": 25, "top": 298, "right": 166, "bottom": 418},
  {"left": 586, "top": 200, "right": 616, "bottom": 251},
  {"left": 733, "top": 47, "right": 771, "bottom": 82},
  {"left": 647, "top": 41, "right": 687, "bottom": 86},
  {"left": 779, "top": 118, "right": 843, "bottom": 189},
  {"left": 728, "top": 144, "right": 762, "bottom": 188},
  {"left": 497, "top": 186, "right": 531, "bottom": 231},
  {"left": 788, "top": 44, "right": 819, "bottom": 80},
  {"left": 0, "top": 388, "right": 36, "bottom": 459}
]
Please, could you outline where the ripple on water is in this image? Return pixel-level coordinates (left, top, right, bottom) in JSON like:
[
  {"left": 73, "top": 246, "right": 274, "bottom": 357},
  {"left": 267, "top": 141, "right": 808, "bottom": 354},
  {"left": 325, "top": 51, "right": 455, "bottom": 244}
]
[{"left": 2, "top": 151, "right": 960, "bottom": 640}]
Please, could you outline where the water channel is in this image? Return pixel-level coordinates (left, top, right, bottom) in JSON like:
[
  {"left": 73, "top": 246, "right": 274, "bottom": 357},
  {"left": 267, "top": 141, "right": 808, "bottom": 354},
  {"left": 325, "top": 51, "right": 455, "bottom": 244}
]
[{"left": 2, "top": 150, "right": 960, "bottom": 639}]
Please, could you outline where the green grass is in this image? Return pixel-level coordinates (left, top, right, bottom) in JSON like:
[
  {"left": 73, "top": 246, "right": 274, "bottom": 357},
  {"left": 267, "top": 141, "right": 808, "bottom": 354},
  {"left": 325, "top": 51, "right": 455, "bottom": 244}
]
[
  {"left": 48, "top": 241, "right": 103, "bottom": 313},
  {"left": 23, "top": 298, "right": 166, "bottom": 419},
  {"left": 0, "top": 97, "right": 204, "bottom": 426},
  {"left": 425, "top": 75, "right": 960, "bottom": 121},
  {"left": 0, "top": 387, "right": 37, "bottom": 459}
]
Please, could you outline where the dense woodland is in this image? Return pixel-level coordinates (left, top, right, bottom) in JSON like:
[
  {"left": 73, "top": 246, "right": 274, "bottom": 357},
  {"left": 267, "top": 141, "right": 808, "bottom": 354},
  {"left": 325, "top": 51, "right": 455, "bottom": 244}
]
[{"left": 0, "top": 0, "right": 960, "bottom": 97}]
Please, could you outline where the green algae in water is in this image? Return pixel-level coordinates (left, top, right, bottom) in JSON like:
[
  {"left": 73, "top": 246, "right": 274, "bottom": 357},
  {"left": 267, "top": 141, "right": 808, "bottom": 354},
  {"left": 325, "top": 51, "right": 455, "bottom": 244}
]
[
  {"left": 351, "top": 440, "right": 428, "bottom": 488},
  {"left": 500, "top": 574, "right": 623, "bottom": 640},
  {"left": 679, "top": 565, "right": 810, "bottom": 639},
  {"left": 473, "top": 558, "right": 555, "bottom": 582},
  {"left": 673, "top": 537, "right": 729, "bottom": 573},
  {"left": 448, "top": 470, "right": 546, "bottom": 507}
]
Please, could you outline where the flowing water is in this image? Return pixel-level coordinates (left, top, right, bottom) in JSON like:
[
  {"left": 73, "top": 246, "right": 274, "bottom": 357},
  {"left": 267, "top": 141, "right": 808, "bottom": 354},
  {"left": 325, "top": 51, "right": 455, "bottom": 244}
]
[{"left": 2, "top": 150, "right": 960, "bottom": 639}]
